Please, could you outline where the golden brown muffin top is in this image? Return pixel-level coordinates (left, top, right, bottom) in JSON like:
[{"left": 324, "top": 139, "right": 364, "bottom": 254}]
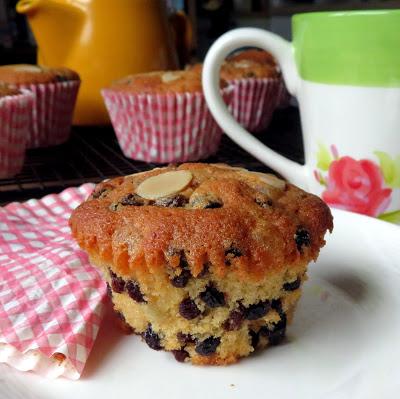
[
  {"left": 0, "top": 83, "right": 22, "bottom": 97},
  {"left": 227, "top": 49, "right": 277, "bottom": 66},
  {"left": 187, "top": 57, "right": 280, "bottom": 81},
  {"left": 0, "top": 64, "right": 80, "bottom": 85},
  {"left": 107, "top": 69, "right": 227, "bottom": 94},
  {"left": 70, "top": 164, "right": 333, "bottom": 282},
  {"left": 220, "top": 59, "right": 280, "bottom": 80}
]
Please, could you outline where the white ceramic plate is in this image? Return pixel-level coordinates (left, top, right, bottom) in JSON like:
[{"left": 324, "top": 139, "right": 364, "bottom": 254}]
[{"left": 1, "top": 209, "right": 400, "bottom": 399}]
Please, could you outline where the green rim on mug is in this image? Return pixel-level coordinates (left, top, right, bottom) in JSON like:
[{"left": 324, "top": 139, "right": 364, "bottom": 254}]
[{"left": 292, "top": 9, "right": 400, "bottom": 87}]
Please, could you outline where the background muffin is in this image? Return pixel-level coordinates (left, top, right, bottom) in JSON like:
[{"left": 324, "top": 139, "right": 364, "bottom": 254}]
[
  {"left": 0, "top": 64, "right": 80, "bottom": 148},
  {"left": 70, "top": 164, "right": 333, "bottom": 365},
  {"left": 0, "top": 83, "right": 34, "bottom": 178},
  {"left": 223, "top": 49, "right": 287, "bottom": 132},
  {"left": 188, "top": 50, "right": 286, "bottom": 133},
  {"left": 102, "top": 70, "right": 232, "bottom": 163}
]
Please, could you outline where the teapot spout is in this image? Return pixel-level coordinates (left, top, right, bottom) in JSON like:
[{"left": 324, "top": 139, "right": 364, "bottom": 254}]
[{"left": 16, "top": 0, "right": 85, "bottom": 66}]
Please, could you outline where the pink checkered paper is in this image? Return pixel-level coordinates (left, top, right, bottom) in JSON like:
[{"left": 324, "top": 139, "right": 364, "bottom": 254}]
[
  {"left": 102, "top": 87, "right": 233, "bottom": 163},
  {"left": 0, "top": 183, "right": 107, "bottom": 380},
  {"left": 18, "top": 81, "right": 80, "bottom": 149},
  {"left": 0, "top": 89, "right": 35, "bottom": 179},
  {"left": 229, "top": 78, "right": 282, "bottom": 133}
]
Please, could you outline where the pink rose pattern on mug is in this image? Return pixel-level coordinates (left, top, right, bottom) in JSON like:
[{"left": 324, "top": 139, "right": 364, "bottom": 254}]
[{"left": 314, "top": 144, "right": 400, "bottom": 223}]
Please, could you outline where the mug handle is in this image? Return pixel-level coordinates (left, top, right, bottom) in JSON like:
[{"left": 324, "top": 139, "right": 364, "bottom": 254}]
[{"left": 202, "top": 27, "right": 308, "bottom": 188}]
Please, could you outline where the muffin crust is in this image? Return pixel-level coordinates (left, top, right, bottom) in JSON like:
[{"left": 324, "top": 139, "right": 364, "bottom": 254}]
[
  {"left": 108, "top": 70, "right": 227, "bottom": 94},
  {"left": 0, "top": 64, "right": 80, "bottom": 85}
]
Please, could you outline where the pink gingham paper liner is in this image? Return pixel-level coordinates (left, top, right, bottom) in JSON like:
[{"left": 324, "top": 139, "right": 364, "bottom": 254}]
[
  {"left": 0, "top": 183, "right": 107, "bottom": 379},
  {"left": 18, "top": 81, "right": 80, "bottom": 149},
  {"left": 229, "top": 78, "right": 282, "bottom": 133},
  {"left": 102, "top": 88, "right": 233, "bottom": 163},
  {"left": 0, "top": 90, "right": 35, "bottom": 179}
]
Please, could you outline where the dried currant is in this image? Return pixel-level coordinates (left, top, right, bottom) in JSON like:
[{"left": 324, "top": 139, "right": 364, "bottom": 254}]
[
  {"left": 283, "top": 277, "right": 301, "bottom": 292},
  {"left": 271, "top": 298, "right": 282, "bottom": 313},
  {"left": 271, "top": 298, "right": 286, "bottom": 319},
  {"left": 110, "top": 270, "right": 125, "bottom": 293},
  {"left": 222, "top": 309, "right": 244, "bottom": 331},
  {"left": 172, "top": 349, "right": 189, "bottom": 362},
  {"left": 171, "top": 269, "right": 191, "bottom": 288},
  {"left": 155, "top": 195, "right": 188, "bottom": 208},
  {"left": 259, "top": 313, "right": 287, "bottom": 346},
  {"left": 126, "top": 280, "right": 146, "bottom": 303},
  {"left": 244, "top": 300, "right": 270, "bottom": 320},
  {"left": 200, "top": 285, "right": 226, "bottom": 308},
  {"left": 143, "top": 325, "right": 162, "bottom": 350},
  {"left": 294, "top": 227, "right": 311, "bottom": 251},
  {"left": 195, "top": 337, "right": 221, "bottom": 356},
  {"left": 249, "top": 329, "right": 260, "bottom": 348},
  {"left": 179, "top": 298, "right": 201, "bottom": 320},
  {"left": 179, "top": 252, "right": 189, "bottom": 268},
  {"left": 120, "top": 193, "right": 144, "bottom": 206},
  {"left": 225, "top": 246, "right": 243, "bottom": 265},
  {"left": 204, "top": 201, "right": 223, "bottom": 209},
  {"left": 177, "top": 332, "right": 196, "bottom": 345}
]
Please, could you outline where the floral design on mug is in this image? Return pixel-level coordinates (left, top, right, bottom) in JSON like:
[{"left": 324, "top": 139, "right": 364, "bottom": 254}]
[{"left": 314, "top": 144, "right": 400, "bottom": 223}]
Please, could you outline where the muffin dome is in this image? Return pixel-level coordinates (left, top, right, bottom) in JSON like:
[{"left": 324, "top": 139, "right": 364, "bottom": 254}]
[
  {"left": 109, "top": 69, "right": 227, "bottom": 94},
  {"left": 70, "top": 164, "right": 333, "bottom": 365},
  {"left": 0, "top": 64, "right": 80, "bottom": 85}
]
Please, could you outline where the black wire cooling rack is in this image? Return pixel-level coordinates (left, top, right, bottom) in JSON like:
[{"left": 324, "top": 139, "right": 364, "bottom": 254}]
[{"left": 0, "top": 107, "right": 303, "bottom": 205}]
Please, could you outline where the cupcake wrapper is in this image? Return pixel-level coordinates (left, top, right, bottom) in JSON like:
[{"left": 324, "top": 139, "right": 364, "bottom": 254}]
[
  {"left": 0, "top": 184, "right": 106, "bottom": 379},
  {"left": 19, "top": 81, "right": 80, "bottom": 149},
  {"left": 102, "top": 88, "right": 232, "bottom": 163},
  {"left": 0, "top": 90, "right": 35, "bottom": 179},
  {"left": 229, "top": 78, "right": 282, "bottom": 133}
]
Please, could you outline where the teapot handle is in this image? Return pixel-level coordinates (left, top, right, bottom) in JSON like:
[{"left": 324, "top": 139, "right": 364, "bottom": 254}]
[{"left": 169, "top": 11, "right": 192, "bottom": 67}]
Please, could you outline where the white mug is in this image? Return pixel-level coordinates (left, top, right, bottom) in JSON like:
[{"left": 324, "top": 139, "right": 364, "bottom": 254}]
[{"left": 202, "top": 11, "right": 400, "bottom": 223}]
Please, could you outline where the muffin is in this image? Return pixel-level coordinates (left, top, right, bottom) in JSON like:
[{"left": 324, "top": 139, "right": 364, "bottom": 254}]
[
  {"left": 101, "top": 69, "right": 232, "bottom": 163},
  {"left": 70, "top": 163, "right": 333, "bottom": 365},
  {"left": 188, "top": 49, "right": 287, "bottom": 132},
  {"left": 0, "top": 64, "right": 80, "bottom": 148},
  {"left": 0, "top": 83, "right": 34, "bottom": 179}
]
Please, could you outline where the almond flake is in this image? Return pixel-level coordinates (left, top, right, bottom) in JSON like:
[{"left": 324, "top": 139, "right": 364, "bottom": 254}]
[
  {"left": 250, "top": 172, "right": 286, "bottom": 190},
  {"left": 136, "top": 170, "right": 193, "bottom": 199},
  {"left": 161, "top": 72, "right": 181, "bottom": 83}
]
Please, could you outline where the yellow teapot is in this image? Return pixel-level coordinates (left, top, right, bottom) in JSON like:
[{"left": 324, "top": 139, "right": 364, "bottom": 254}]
[{"left": 17, "top": 0, "right": 191, "bottom": 125}]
